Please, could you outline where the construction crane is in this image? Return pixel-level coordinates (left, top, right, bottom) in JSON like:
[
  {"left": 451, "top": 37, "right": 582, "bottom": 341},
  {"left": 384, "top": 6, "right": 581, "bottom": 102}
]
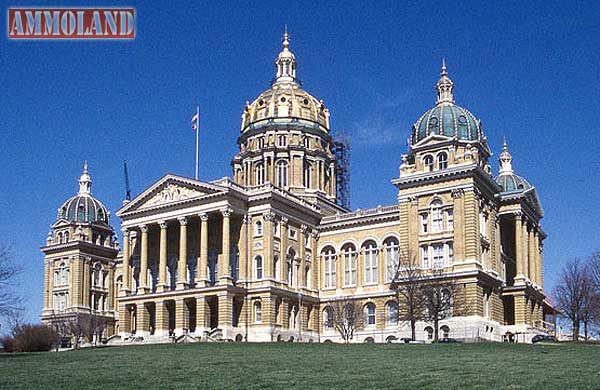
[{"left": 123, "top": 160, "right": 131, "bottom": 201}]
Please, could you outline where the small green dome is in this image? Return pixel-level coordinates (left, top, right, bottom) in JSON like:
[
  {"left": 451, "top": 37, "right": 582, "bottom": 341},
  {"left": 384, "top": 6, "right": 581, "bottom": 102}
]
[
  {"left": 58, "top": 194, "right": 109, "bottom": 223},
  {"left": 411, "top": 103, "right": 484, "bottom": 145},
  {"left": 495, "top": 174, "right": 532, "bottom": 193},
  {"left": 56, "top": 162, "right": 110, "bottom": 224}
]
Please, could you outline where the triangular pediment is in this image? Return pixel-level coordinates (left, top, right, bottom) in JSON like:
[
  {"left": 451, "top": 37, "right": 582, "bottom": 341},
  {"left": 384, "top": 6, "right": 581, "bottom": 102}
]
[{"left": 116, "top": 174, "right": 226, "bottom": 216}]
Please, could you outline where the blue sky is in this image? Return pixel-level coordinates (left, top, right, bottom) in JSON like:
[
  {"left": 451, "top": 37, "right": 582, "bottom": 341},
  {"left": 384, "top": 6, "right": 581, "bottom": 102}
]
[{"left": 0, "top": 0, "right": 599, "bottom": 324}]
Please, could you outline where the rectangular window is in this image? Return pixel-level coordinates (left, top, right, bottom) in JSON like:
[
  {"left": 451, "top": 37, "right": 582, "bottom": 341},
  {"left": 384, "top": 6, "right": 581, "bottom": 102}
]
[
  {"left": 480, "top": 212, "right": 489, "bottom": 238},
  {"left": 447, "top": 209, "right": 454, "bottom": 230},
  {"left": 447, "top": 242, "right": 454, "bottom": 264},
  {"left": 421, "top": 246, "right": 430, "bottom": 269},
  {"left": 289, "top": 228, "right": 297, "bottom": 240},
  {"left": 420, "top": 213, "right": 429, "bottom": 234},
  {"left": 432, "top": 208, "right": 443, "bottom": 232},
  {"left": 433, "top": 244, "right": 444, "bottom": 268},
  {"left": 344, "top": 253, "right": 356, "bottom": 286}
]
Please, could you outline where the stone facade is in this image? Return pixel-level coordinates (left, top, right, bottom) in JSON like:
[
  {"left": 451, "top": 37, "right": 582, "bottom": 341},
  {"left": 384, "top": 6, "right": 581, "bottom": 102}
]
[{"left": 41, "top": 33, "right": 551, "bottom": 344}]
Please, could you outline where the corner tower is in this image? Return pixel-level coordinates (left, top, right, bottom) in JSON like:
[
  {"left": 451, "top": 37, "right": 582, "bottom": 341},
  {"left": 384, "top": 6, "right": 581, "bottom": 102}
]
[
  {"left": 41, "top": 162, "right": 119, "bottom": 340},
  {"left": 232, "top": 31, "right": 339, "bottom": 210}
]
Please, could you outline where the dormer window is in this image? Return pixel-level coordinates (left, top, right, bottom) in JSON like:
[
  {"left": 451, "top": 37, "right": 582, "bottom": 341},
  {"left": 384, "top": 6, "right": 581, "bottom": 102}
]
[
  {"left": 438, "top": 152, "right": 448, "bottom": 169},
  {"left": 257, "top": 137, "right": 265, "bottom": 149},
  {"left": 424, "top": 155, "right": 434, "bottom": 172}
]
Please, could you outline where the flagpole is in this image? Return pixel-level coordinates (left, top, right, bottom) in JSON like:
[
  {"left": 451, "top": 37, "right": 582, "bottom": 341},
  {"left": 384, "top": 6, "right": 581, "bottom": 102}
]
[{"left": 195, "top": 105, "right": 199, "bottom": 180}]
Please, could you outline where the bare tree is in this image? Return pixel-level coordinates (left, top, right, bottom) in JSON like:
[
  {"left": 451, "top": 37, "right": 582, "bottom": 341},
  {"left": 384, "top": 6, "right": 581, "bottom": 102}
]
[
  {"left": 390, "top": 252, "right": 425, "bottom": 341},
  {"left": 66, "top": 312, "right": 89, "bottom": 349},
  {"left": 554, "top": 258, "right": 594, "bottom": 341},
  {"left": 330, "top": 297, "right": 364, "bottom": 344},
  {"left": 421, "top": 273, "right": 454, "bottom": 342},
  {"left": 0, "top": 244, "right": 22, "bottom": 319},
  {"left": 587, "top": 251, "right": 600, "bottom": 291}
]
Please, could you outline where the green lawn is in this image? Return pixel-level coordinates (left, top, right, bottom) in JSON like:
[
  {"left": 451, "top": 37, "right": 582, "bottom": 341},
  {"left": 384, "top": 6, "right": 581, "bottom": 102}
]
[{"left": 1, "top": 342, "right": 599, "bottom": 389}]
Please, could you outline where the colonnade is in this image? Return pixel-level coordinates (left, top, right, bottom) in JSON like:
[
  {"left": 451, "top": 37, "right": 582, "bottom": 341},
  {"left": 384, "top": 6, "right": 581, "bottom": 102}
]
[{"left": 120, "top": 207, "right": 236, "bottom": 296}]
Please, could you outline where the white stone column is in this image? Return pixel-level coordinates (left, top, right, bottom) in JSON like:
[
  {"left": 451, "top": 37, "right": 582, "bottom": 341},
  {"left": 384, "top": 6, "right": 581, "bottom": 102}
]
[
  {"left": 138, "top": 225, "right": 149, "bottom": 294},
  {"left": 177, "top": 217, "right": 188, "bottom": 290},
  {"left": 157, "top": 221, "right": 168, "bottom": 292},
  {"left": 198, "top": 213, "right": 209, "bottom": 286},
  {"left": 121, "top": 228, "right": 131, "bottom": 295},
  {"left": 220, "top": 208, "right": 233, "bottom": 285}
]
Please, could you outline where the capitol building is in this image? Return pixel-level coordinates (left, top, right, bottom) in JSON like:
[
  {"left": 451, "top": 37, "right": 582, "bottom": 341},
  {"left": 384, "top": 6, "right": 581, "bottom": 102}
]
[{"left": 40, "top": 33, "right": 553, "bottom": 344}]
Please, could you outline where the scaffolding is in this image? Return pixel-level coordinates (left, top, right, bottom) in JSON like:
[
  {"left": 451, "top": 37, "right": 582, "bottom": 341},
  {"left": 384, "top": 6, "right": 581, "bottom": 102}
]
[{"left": 333, "top": 132, "right": 350, "bottom": 209}]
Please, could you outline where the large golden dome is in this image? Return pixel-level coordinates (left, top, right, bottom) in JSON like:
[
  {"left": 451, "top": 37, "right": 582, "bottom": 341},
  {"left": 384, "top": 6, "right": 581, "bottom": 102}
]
[{"left": 240, "top": 31, "right": 330, "bottom": 132}]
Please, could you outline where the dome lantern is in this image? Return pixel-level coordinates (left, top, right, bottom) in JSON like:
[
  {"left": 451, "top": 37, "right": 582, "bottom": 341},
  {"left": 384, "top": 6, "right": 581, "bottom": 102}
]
[
  {"left": 498, "top": 138, "right": 514, "bottom": 176},
  {"left": 78, "top": 161, "right": 92, "bottom": 195},
  {"left": 436, "top": 59, "right": 455, "bottom": 105},
  {"left": 274, "top": 27, "right": 297, "bottom": 84}
]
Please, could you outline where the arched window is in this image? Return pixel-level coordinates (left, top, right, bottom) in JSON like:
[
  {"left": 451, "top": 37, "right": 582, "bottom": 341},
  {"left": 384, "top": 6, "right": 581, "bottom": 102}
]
[
  {"left": 254, "top": 301, "right": 262, "bottom": 323},
  {"left": 424, "top": 155, "right": 434, "bottom": 172},
  {"left": 93, "top": 264, "right": 101, "bottom": 287},
  {"left": 305, "top": 264, "right": 311, "bottom": 289},
  {"left": 363, "top": 241, "right": 378, "bottom": 285},
  {"left": 254, "top": 221, "right": 263, "bottom": 236},
  {"left": 386, "top": 301, "right": 399, "bottom": 325},
  {"left": 384, "top": 237, "right": 399, "bottom": 282},
  {"left": 438, "top": 152, "right": 448, "bottom": 170},
  {"left": 64, "top": 231, "right": 69, "bottom": 243},
  {"left": 276, "top": 160, "right": 288, "bottom": 187},
  {"left": 255, "top": 163, "right": 265, "bottom": 185},
  {"left": 254, "top": 256, "right": 263, "bottom": 279},
  {"left": 322, "top": 247, "right": 336, "bottom": 289},
  {"left": 287, "top": 249, "right": 296, "bottom": 287},
  {"left": 431, "top": 200, "right": 443, "bottom": 232},
  {"left": 365, "top": 303, "right": 376, "bottom": 326},
  {"left": 323, "top": 306, "right": 334, "bottom": 330},
  {"left": 57, "top": 232, "right": 63, "bottom": 244},
  {"left": 257, "top": 137, "right": 265, "bottom": 149},
  {"left": 342, "top": 244, "right": 357, "bottom": 286},
  {"left": 441, "top": 325, "right": 450, "bottom": 339},
  {"left": 303, "top": 161, "right": 311, "bottom": 188},
  {"left": 425, "top": 326, "right": 434, "bottom": 340}
]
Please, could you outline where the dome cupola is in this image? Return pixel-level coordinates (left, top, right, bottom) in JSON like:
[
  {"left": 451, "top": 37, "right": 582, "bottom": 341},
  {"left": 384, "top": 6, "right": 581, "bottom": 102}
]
[
  {"left": 57, "top": 162, "right": 110, "bottom": 224},
  {"left": 495, "top": 140, "right": 532, "bottom": 192},
  {"left": 411, "top": 61, "right": 488, "bottom": 149}
]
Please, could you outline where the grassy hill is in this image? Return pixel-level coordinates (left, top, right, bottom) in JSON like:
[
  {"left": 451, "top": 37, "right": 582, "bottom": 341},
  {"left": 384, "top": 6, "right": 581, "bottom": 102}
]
[{"left": 1, "top": 342, "right": 599, "bottom": 389}]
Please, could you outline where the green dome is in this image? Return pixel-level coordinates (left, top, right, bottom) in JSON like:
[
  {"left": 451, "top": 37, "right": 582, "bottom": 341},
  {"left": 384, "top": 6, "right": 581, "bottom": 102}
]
[
  {"left": 56, "top": 162, "right": 110, "bottom": 224},
  {"left": 411, "top": 61, "right": 486, "bottom": 146},
  {"left": 58, "top": 194, "right": 109, "bottom": 223},
  {"left": 495, "top": 174, "right": 532, "bottom": 193},
  {"left": 411, "top": 103, "right": 484, "bottom": 145}
]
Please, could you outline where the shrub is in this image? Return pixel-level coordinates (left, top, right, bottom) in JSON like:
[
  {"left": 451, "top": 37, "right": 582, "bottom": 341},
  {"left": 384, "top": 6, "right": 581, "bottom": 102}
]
[{"left": 1, "top": 323, "right": 58, "bottom": 352}]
